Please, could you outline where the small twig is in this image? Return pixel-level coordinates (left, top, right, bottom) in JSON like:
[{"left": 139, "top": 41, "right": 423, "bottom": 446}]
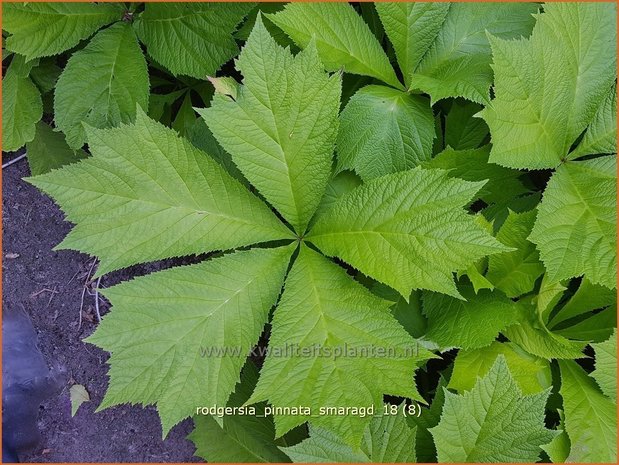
[
  {"left": 94, "top": 276, "right": 102, "bottom": 322},
  {"left": 78, "top": 259, "right": 97, "bottom": 330},
  {"left": 46, "top": 286, "right": 58, "bottom": 308},
  {"left": 2, "top": 153, "right": 27, "bottom": 169},
  {"left": 31, "top": 287, "right": 59, "bottom": 298}
]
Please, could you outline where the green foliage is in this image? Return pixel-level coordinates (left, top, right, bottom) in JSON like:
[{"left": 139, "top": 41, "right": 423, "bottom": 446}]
[{"left": 8, "top": 3, "right": 617, "bottom": 463}]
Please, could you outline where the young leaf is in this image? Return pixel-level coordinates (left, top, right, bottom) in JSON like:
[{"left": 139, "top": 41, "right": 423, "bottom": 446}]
[
  {"left": 3, "top": 2, "right": 121, "bottom": 60},
  {"left": 189, "top": 361, "right": 292, "bottom": 463},
  {"left": 449, "top": 342, "right": 551, "bottom": 395},
  {"left": 27, "top": 110, "right": 292, "bottom": 276},
  {"left": 2, "top": 60, "right": 42, "bottom": 151},
  {"left": 202, "top": 18, "right": 341, "bottom": 234},
  {"left": 249, "top": 246, "right": 429, "bottom": 446},
  {"left": 268, "top": 3, "right": 402, "bottom": 89},
  {"left": 282, "top": 408, "right": 416, "bottom": 463},
  {"left": 591, "top": 329, "right": 617, "bottom": 402},
  {"left": 559, "top": 360, "right": 617, "bottom": 462},
  {"left": 549, "top": 278, "right": 616, "bottom": 328},
  {"left": 374, "top": 3, "right": 449, "bottom": 89},
  {"left": 482, "top": 3, "right": 617, "bottom": 169},
  {"left": 54, "top": 22, "right": 149, "bottom": 149},
  {"left": 422, "top": 287, "right": 519, "bottom": 351},
  {"left": 529, "top": 156, "right": 617, "bottom": 289},
  {"left": 134, "top": 3, "right": 253, "bottom": 78},
  {"left": 407, "top": 3, "right": 538, "bottom": 104},
  {"left": 26, "top": 122, "right": 87, "bottom": 176},
  {"left": 336, "top": 85, "right": 435, "bottom": 180},
  {"left": 87, "top": 245, "right": 293, "bottom": 435},
  {"left": 486, "top": 209, "right": 544, "bottom": 298},
  {"left": 423, "top": 145, "right": 528, "bottom": 205},
  {"left": 430, "top": 357, "right": 556, "bottom": 462},
  {"left": 309, "top": 168, "right": 509, "bottom": 299},
  {"left": 569, "top": 83, "right": 617, "bottom": 160}
]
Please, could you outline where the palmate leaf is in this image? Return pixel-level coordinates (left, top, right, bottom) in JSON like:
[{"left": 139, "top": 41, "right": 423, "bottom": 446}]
[
  {"left": 529, "top": 156, "right": 617, "bottom": 289},
  {"left": 282, "top": 407, "right": 416, "bottom": 463},
  {"left": 134, "top": 3, "right": 253, "bottom": 79},
  {"left": 377, "top": 3, "right": 538, "bottom": 104},
  {"left": 28, "top": 110, "right": 292, "bottom": 276},
  {"left": 422, "top": 286, "right": 519, "bottom": 351},
  {"left": 2, "top": 59, "right": 43, "bottom": 152},
  {"left": 482, "top": 3, "right": 617, "bottom": 169},
  {"left": 430, "top": 357, "right": 556, "bottom": 462},
  {"left": 87, "top": 246, "right": 293, "bottom": 435},
  {"left": 249, "top": 246, "right": 430, "bottom": 446},
  {"left": 309, "top": 168, "right": 509, "bottom": 298},
  {"left": 3, "top": 2, "right": 122, "bottom": 60},
  {"left": 591, "top": 329, "right": 617, "bottom": 402},
  {"left": 268, "top": 3, "right": 403, "bottom": 90},
  {"left": 54, "top": 22, "right": 149, "bottom": 149},
  {"left": 336, "top": 85, "right": 435, "bottom": 181},
  {"left": 202, "top": 17, "right": 341, "bottom": 234},
  {"left": 559, "top": 360, "right": 617, "bottom": 462}
]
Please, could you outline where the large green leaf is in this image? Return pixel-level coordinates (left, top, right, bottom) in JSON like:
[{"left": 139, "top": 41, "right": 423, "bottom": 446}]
[
  {"left": 189, "top": 361, "right": 291, "bottom": 463},
  {"left": 431, "top": 357, "right": 556, "bottom": 462},
  {"left": 482, "top": 3, "right": 617, "bottom": 169},
  {"left": 54, "top": 22, "right": 149, "bottom": 149},
  {"left": 281, "top": 407, "right": 416, "bottom": 463},
  {"left": 309, "top": 168, "right": 509, "bottom": 298},
  {"left": 201, "top": 18, "right": 341, "bottom": 234},
  {"left": 559, "top": 360, "right": 617, "bottom": 462},
  {"left": 2, "top": 60, "right": 42, "bottom": 152},
  {"left": 87, "top": 246, "right": 293, "bottom": 435},
  {"left": 249, "top": 246, "right": 429, "bottom": 446},
  {"left": 591, "top": 330, "right": 617, "bottom": 402},
  {"left": 569, "top": 83, "right": 617, "bottom": 160},
  {"left": 397, "top": 3, "right": 538, "bottom": 104},
  {"left": 449, "top": 342, "right": 551, "bottom": 395},
  {"left": 486, "top": 209, "right": 544, "bottom": 298},
  {"left": 134, "top": 3, "right": 253, "bottom": 78},
  {"left": 529, "top": 156, "right": 617, "bottom": 289},
  {"left": 268, "top": 3, "right": 402, "bottom": 89},
  {"left": 422, "top": 286, "right": 519, "bottom": 351},
  {"left": 26, "top": 122, "right": 87, "bottom": 176},
  {"left": 27, "top": 110, "right": 292, "bottom": 276},
  {"left": 336, "top": 85, "right": 434, "bottom": 180},
  {"left": 374, "top": 3, "right": 449, "bottom": 89},
  {"left": 3, "top": 2, "right": 121, "bottom": 60}
]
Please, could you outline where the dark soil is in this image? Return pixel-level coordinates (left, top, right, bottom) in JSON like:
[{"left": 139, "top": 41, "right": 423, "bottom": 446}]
[{"left": 3, "top": 158, "right": 201, "bottom": 462}]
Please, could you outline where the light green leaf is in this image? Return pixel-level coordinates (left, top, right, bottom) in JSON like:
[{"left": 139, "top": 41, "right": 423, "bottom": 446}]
[
  {"left": 559, "top": 360, "right": 617, "bottom": 462},
  {"left": 449, "top": 342, "right": 551, "bottom": 395},
  {"left": 201, "top": 18, "right": 341, "bottom": 233},
  {"left": 375, "top": 3, "right": 449, "bottom": 89},
  {"left": 54, "top": 22, "right": 149, "bottom": 149},
  {"left": 268, "top": 3, "right": 402, "bottom": 89},
  {"left": 482, "top": 3, "right": 617, "bottom": 169},
  {"left": 282, "top": 407, "right": 416, "bottom": 463},
  {"left": 249, "top": 246, "right": 429, "bottom": 446},
  {"left": 541, "top": 410, "right": 570, "bottom": 464},
  {"left": 87, "top": 246, "right": 293, "bottom": 435},
  {"left": 309, "top": 168, "right": 509, "bottom": 298},
  {"left": 27, "top": 110, "right": 292, "bottom": 276},
  {"left": 570, "top": 82, "right": 617, "bottom": 159},
  {"left": 423, "top": 145, "right": 528, "bottom": 205},
  {"left": 3, "top": 2, "right": 121, "bottom": 60},
  {"left": 431, "top": 356, "right": 556, "bottom": 462},
  {"left": 549, "top": 278, "right": 616, "bottom": 328},
  {"left": 422, "top": 287, "right": 519, "bottom": 350},
  {"left": 555, "top": 307, "right": 616, "bottom": 343},
  {"left": 189, "top": 361, "right": 291, "bottom": 463},
  {"left": 26, "top": 122, "right": 87, "bottom": 175},
  {"left": 410, "top": 3, "right": 539, "bottom": 104},
  {"left": 591, "top": 329, "right": 617, "bottom": 402},
  {"left": 443, "top": 99, "right": 489, "bottom": 150},
  {"left": 311, "top": 171, "right": 362, "bottom": 228},
  {"left": 529, "top": 156, "right": 617, "bottom": 289},
  {"left": 2, "top": 61, "right": 42, "bottom": 152},
  {"left": 336, "top": 85, "right": 435, "bottom": 180},
  {"left": 70, "top": 384, "right": 90, "bottom": 417},
  {"left": 134, "top": 3, "right": 253, "bottom": 78},
  {"left": 486, "top": 209, "right": 544, "bottom": 298}
]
